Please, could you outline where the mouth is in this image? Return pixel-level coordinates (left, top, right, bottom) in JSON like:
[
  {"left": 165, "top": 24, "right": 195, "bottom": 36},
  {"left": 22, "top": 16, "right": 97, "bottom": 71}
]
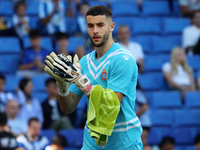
[{"left": 92, "top": 36, "right": 101, "bottom": 41}]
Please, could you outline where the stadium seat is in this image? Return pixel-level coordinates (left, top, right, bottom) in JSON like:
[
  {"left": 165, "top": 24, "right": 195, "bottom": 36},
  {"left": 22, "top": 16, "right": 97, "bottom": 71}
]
[
  {"left": 23, "top": 37, "right": 53, "bottom": 52},
  {"left": 187, "top": 55, "right": 200, "bottom": 71},
  {"left": 132, "top": 35, "right": 154, "bottom": 54},
  {"left": 88, "top": 1, "right": 107, "bottom": 7},
  {"left": 143, "top": 54, "right": 169, "bottom": 72},
  {"left": 131, "top": 18, "right": 161, "bottom": 35},
  {"left": 111, "top": 1, "right": 139, "bottom": 17},
  {"left": 32, "top": 74, "right": 49, "bottom": 92},
  {"left": 153, "top": 36, "right": 181, "bottom": 54},
  {"left": 150, "top": 109, "right": 173, "bottom": 127},
  {"left": 4, "top": 75, "right": 23, "bottom": 92},
  {"left": 40, "top": 129, "right": 56, "bottom": 143},
  {"left": 185, "top": 92, "right": 200, "bottom": 108},
  {"left": 173, "top": 1, "right": 181, "bottom": 17},
  {"left": 173, "top": 127, "right": 193, "bottom": 145},
  {"left": 148, "top": 127, "right": 173, "bottom": 145},
  {"left": 67, "top": 37, "right": 85, "bottom": 53},
  {"left": 138, "top": 73, "right": 167, "bottom": 91},
  {"left": 113, "top": 17, "right": 133, "bottom": 35},
  {"left": 142, "top": 1, "right": 171, "bottom": 16},
  {"left": 29, "top": 17, "right": 40, "bottom": 29},
  {"left": 152, "top": 91, "right": 182, "bottom": 109},
  {"left": 175, "top": 146, "right": 186, "bottom": 150},
  {"left": 32, "top": 92, "right": 48, "bottom": 103},
  {"left": 26, "top": 1, "right": 39, "bottom": 16},
  {"left": 0, "top": 55, "right": 20, "bottom": 75},
  {"left": 0, "top": 1, "right": 13, "bottom": 16},
  {"left": 185, "top": 146, "right": 196, "bottom": 150},
  {"left": 60, "top": 129, "right": 84, "bottom": 148},
  {"left": 65, "top": 17, "right": 78, "bottom": 35},
  {"left": 0, "top": 37, "right": 21, "bottom": 54},
  {"left": 163, "top": 18, "right": 190, "bottom": 35},
  {"left": 64, "top": 148, "right": 79, "bottom": 150},
  {"left": 175, "top": 110, "right": 200, "bottom": 127}
]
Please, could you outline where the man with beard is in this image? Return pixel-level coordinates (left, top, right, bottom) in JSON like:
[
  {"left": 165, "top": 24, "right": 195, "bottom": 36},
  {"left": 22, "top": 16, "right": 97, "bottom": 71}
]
[{"left": 44, "top": 5, "right": 143, "bottom": 150}]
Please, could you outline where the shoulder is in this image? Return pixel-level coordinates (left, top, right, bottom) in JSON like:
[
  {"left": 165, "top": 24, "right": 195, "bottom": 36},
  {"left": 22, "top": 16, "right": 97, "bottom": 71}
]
[
  {"left": 130, "top": 41, "right": 142, "bottom": 49},
  {"left": 16, "top": 134, "right": 26, "bottom": 142},
  {"left": 183, "top": 25, "right": 195, "bottom": 33},
  {"left": 162, "top": 62, "right": 171, "bottom": 72}
]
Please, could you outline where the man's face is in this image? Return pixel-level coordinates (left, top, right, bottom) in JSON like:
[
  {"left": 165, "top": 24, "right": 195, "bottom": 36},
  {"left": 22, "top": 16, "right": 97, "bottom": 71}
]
[
  {"left": 16, "top": 5, "right": 26, "bottom": 17},
  {"left": 86, "top": 15, "right": 114, "bottom": 47},
  {"left": 194, "top": 13, "right": 200, "bottom": 27},
  {"left": 195, "top": 142, "right": 200, "bottom": 150},
  {"left": 57, "top": 38, "right": 68, "bottom": 48},
  {"left": 30, "top": 37, "right": 41, "bottom": 49},
  {"left": 46, "top": 82, "right": 58, "bottom": 97},
  {"left": 29, "top": 121, "right": 41, "bottom": 137},
  {"left": 161, "top": 144, "right": 174, "bottom": 150},
  {"left": 6, "top": 100, "right": 19, "bottom": 118},
  {"left": 0, "top": 79, "right": 5, "bottom": 92},
  {"left": 80, "top": 4, "right": 90, "bottom": 17},
  {"left": 117, "top": 26, "right": 130, "bottom": 43}
]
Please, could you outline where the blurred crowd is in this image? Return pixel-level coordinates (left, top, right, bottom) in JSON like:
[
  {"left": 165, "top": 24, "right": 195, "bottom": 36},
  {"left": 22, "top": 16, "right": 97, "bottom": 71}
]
[{"left": 0, "top": 0, "right": 200, "bottom": 150}]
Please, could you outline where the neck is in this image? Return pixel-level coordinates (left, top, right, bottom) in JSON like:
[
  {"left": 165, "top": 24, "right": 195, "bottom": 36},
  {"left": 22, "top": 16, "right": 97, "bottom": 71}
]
[
  {"left": 95, "top": 37, "right": 114, "bottom": 59},
  {"left": 33, "top": 46, "right": 40, "bottom": 51},
  {"left": 122, "top": 40, "right": 129, "bottom": 46},
  {"left": 7, "top": 114, "right": 16, "bottom": 120},
  {"left": 28, "top": 132, "right": 36, "bottom": 141},
  {"left": 49, "top": 95, "right": 57, "bottom": 100}
]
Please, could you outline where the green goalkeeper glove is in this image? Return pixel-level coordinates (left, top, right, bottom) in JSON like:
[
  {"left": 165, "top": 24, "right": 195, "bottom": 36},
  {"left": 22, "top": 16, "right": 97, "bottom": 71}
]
[{"left": 44, "top": 52, "right": 93, "bottom": 96}]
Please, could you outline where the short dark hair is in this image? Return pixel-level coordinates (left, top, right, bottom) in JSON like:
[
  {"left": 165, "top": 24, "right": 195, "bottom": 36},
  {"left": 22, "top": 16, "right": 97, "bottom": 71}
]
[
  {"left": 159, "top": 136, "right": 175, "bottom": 148},
  {"left": 19, "top": 77, "right": 31, "bottom": 92},
  {"left": 0, "top": 74, "right": 5, "bottom": 82},
  {"left": 56, "top": 32, "right": 69, "bottom": 41},
  {"left": 45, "top": 78, "right": 56, "bottom": 87},
  {"left": 28, "top": 117, "right": 39, "bottom": 126},
  {"left": 14, "top": 0, "right": 27, "bottom": 12},
  {"left": 52, "top": 134, "right": 68, "bottom": 147},
  {"left": 86, "top": 5, "right": 112, "bottom": 19},
  {"left": 195, "top": 134, "right": 200, "bottom": 145},
  {"left": 29, "top": 29, "right": 41, "bottom": 39},
  {"left": 0, "top": 113, "right": 7, "bottom": 126}
]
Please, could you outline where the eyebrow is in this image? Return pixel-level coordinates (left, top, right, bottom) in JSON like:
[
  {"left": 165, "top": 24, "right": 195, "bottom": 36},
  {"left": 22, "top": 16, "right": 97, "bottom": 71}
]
[{"left": 87, "top": 22, "right": 105, "bottom": 25}]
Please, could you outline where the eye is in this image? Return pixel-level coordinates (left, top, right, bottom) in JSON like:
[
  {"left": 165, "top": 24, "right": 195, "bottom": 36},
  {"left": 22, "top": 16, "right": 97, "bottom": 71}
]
[{"left": 87, "top": 24, "right": 93, "bottom": 28}]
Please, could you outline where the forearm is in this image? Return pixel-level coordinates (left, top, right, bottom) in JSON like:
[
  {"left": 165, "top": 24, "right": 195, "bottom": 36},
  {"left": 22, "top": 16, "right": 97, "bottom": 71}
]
[
  {"left": 19, "top": 63, "right": 35, "bottom": 70},
  {"left": 136, "top": 104, "right": 148, "bottom": 117},
  {"left": 40, "top": 11, "right": 55, "bottom": 25}
]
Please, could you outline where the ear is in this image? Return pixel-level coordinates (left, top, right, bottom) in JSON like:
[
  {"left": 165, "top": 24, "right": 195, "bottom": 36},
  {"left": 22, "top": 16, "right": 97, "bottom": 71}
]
[{"left": 110, "top": 22, "right": 115, "bottom": 32}]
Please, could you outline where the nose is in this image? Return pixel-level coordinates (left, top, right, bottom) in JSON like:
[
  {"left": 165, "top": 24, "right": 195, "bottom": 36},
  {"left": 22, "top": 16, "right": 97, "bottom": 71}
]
[{"left": 93, "top": 25, "right": 98, "bottom": 34}]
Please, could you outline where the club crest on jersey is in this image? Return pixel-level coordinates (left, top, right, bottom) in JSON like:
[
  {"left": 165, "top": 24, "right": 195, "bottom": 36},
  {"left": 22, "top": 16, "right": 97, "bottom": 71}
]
[{"left": 101, "top": 69, "right": 107, "bottom": 81}]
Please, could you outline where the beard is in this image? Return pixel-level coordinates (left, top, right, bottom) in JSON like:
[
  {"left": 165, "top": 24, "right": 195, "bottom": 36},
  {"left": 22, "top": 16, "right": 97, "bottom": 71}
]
[{"left": 89, "top": 32, "right": 109, "bottom": 47}]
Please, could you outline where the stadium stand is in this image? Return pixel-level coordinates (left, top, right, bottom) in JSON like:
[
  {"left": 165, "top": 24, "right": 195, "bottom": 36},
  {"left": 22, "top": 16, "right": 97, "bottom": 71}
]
[
  {"left": 0, "top": 0, "right": 13, "bottom": 16},
  {"left": 185, "top": 92, "right": 200, "bottom": 108}
]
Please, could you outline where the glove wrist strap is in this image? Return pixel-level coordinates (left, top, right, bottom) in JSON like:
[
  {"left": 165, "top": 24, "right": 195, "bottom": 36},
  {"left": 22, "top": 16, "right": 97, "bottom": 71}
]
[
  {"left": 56, "top": 81, "right": 69, "bottom": 97},
  {"left": 74, "top": 75, "right": 93, "bottom": 96}
]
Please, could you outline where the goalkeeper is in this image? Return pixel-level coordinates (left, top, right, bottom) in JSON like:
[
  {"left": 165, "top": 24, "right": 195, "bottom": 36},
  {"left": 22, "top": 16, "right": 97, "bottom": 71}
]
[{"left": 44, "top": 5, "right": 143, "bottom": 150}]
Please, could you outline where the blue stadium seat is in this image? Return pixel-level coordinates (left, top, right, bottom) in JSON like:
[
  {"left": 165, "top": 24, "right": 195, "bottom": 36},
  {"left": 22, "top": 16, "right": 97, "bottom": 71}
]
[
  {"left": 40, "top": 129, "right": 56, "bottom": 143},
  {"left": 132, "top": 35, "right": 154, "bottom": 54},
  {"left": 29, "top": 17, "right": 40, "bottom": 29},
  {"left": 163, "top": 18, "right": 190, "bottom": 35},
  {"left": 75, "top": 95, "right": 87, "bottom": 128},
  {"left": 88, "top": 1, "right": 107, "bottom": 7},
  {"left": 0, "top": 1, "right": 13, "bottom": 16},
  {"left": 4, "top": 75, "right": 23, "bottom": 92},
  {"left": 143, "top": 54, "right": 169, "bottom": 72},
  {"left": 142, "top": 1, "right": 171, "bottom": 16},
  {"left": 138, "top": 73, "right": 167, "bottom": 91},
  {"left": 175, "top": 110, "right": 200, "bottom": 127},
  {"left": 175, "top": 146, "right": 186, "bottom": 150},
  {"left": 32, "top": 74, "right": 49, "bottom": 92},
  {"left": 131, "top": 18, "right": 161, "bottom": 35},
  {"left": 148, "top": 127, "right": 173, "bottom": 145},
  {"left": 23, "top": 37, "right": 53, "bottom": 52},
  {"left": 65, "top": 17, "right": 78, "bottom": 35},
  {"left": 151, "top": 110, "right": 173, "bottom": 126},
  {"left": 32, "top": 92, "right": 48, "bottom": 103},
  {"left": 173, "top": 127, "right": 193, "bottom": 145},
  {"left": 113, "top": 17, "right": 133, "bottom": 35},
  {"left": 64, "top": 148, "right": 79, "bottom": 150},
  {"left": 26, "top": 1, "right": 39, "bottom": 16},
  {"left": 67, "top": 37, "right": 85, "bottom": 53},
  {"left": 0, "top": 55, "right": 20, "bottom": 75},
  {"left": 0, "top": 37, "right": 21, "bottom": 54},
  {"left": 153, "top": 36, "right": 181, "bottom": 54},
  {"left": 152, "top": 91, "right": 182, "bottom": 109},
  {"left": 111, "top": 1, "right": 139, "bottom": 17},
  {"left": 185, "top": 92, "right": 200, "bottom": 108},
  {"left": 173, "top": 1, "right": 181, "bottom": 17},
  {"left": 60, "top": 129, "right": 84, "bottom": 148},
  {"left": 187, "top": 55, "right": 200, "bottom": 71},
  {"left": 185, "top": 146, "right": 196, "bottom": 150}
]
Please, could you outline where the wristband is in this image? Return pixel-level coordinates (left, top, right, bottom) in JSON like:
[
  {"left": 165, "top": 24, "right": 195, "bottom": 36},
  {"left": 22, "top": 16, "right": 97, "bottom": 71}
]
[{"left": 56, "top": 81, "right": 69, "bottom": 97}]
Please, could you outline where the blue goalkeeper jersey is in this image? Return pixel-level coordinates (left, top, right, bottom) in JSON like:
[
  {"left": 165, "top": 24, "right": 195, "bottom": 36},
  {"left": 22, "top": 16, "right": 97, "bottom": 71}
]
[{"left": 69, "top": 43, "right": 142, "bottom": 150}]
